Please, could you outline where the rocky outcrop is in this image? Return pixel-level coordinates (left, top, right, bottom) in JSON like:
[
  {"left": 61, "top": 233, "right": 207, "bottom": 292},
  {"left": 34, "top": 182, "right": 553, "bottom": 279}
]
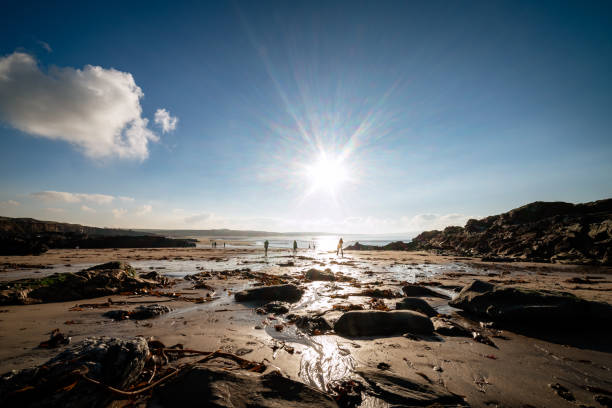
[
  {"left": 402, "top": 284, "right": 450, "bottom": 299},
  {"left": 411, "top": 199, "right": 612, "bottom": 265},
  {"left": 395, "top": 297, "right": 438, "bottom": 317},
  {"left": 334, "top": 310, "right": 433, "bottom": 337},
  {"left": 0, "top": 216, "right": 196, "bottom": 255},
  {"left": 356, "top": 368, "right": 467, "bottom": 406},
  {"left": 0, "top": 337, "right": 149, "bottom": 408},
  {"left": 450, "top": 279, "right": 612, "bottom": 329},
  {"left": 0, "top": 262, "right": 168, "bottom": 305},
  {"left": 152, "top": 367, "right": 338, "bottom": 408},
  {"left": 234, "top": 284, "right": 304, "bottom": 303},
  {"left": 345, "top": 241, "right": 417, "bottom": 251}
]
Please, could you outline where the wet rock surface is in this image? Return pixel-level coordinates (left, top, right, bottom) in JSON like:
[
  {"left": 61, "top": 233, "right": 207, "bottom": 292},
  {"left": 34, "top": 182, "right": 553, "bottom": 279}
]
[
  {"left": 151, "top": 367, "right": 339, "bottom": 408},
  {"left": 395, "top": 297, "right": 438, "bottom": 317},
  {"left": 305, "top": 268, "right": 336, "bottom": 281},
  {"left": 235, "top": 284, "right": 304, "bottom": 303},
  {"left": 103, "top": 304, "right": 172, "bottom": 320},
  {"left": 264, "top": 301, "right": 290, "bottom": 315},
  {"left": 450, "top": 279, "right": 612, "bottom": 329},
  {"left": 289, "top": 313, "right": 333, "bottom": 335},
  {"left": 402, "top": 284, "right": 450, "bottom": 299},
  {"left": 431, "top": 317, "right": 471, "bottom": 337},
  {"left": 0, "top": 261, "right": 168, "bottom": 305},
  {"left": 410, "top": 199, "right": 612, "bottom": 265},
  {"left": 356, "top": 368, "right": 467, "bottom": 406},
  {"left": 334, "top": 310, "right": 434, "bottom": 337},
  {"left": 0, "top": 337, "right": 149, "bottom": 408}
]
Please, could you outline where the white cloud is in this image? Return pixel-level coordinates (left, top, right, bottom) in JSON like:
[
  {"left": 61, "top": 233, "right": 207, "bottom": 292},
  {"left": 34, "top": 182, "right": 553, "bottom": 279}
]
[
  {"left": 119, "top": 196, "right": 135, "bottom": 203},
  {"left": 112, "top": 208, "right": 127, "bottom": 218},
  {"left": 31, "top": 191, "right": 114, "bottom": 205},
  {"left": 81, "top": 205, "right": 96, "bottom": 213},
  {"left": 399, "top": 213, "right": 472, "bottom": 232},
  {"left": 0, "top": 200, "right": 20, "bottom": 207},
  {"left": 0, "top": 52, "right": 160, "bottom": 160},
  {"left": 154, "top": 108, "right": 178, "bottom": 133},
  {"left": 136, "top": 204, "right": 152, "bottom": 216}
]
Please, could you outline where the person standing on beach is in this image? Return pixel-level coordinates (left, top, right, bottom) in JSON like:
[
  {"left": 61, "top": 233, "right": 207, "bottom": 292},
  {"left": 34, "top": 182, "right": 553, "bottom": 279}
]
[
  {"left": 293, "top": 240, "right": 298, "bottom": 255},
  {"left": 337, "top": 237, "right": 344, "bottom": 257},
  {"left": 264, "top": 240, "right": 269, "bottom": 257}
]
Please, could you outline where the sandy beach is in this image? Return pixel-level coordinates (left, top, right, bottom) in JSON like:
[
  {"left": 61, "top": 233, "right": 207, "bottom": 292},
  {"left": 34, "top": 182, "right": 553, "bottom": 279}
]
[{"left": 1, "top": 247, "right": 611, "bottom": 407}]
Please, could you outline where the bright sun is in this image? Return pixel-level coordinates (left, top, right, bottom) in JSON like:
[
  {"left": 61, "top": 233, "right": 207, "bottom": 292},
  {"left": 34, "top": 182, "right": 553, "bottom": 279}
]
[{"left": 305, "top": 153, "right": 348, "bottom": 194}]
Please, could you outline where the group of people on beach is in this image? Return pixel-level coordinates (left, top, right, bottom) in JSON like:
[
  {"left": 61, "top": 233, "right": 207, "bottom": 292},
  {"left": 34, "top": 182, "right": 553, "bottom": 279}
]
[{"left": 262, "top": 237, "right": 344, "bottom": 257}]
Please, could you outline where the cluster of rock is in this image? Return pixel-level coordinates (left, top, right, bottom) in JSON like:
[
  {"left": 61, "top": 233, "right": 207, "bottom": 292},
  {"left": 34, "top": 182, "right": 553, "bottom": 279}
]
[
  {"left": 344, "top": 241, "right": 416, "bottom": 251},
  {"left": 0, "top": 336, "right": 337, "bottom": 408},
  {"left": 0, "top": 262, "right": 169, "bottom": 305},
  {"left": 412, "top": 199, "right": 612, "bottom": 265},
  {"left": 0, "top": 216, "right": 196, "bottom": 255}
]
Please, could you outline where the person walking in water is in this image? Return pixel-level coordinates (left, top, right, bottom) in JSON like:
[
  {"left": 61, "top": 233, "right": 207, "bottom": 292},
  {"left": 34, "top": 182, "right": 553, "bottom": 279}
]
[
  {"left": 264, "top": 240, "right": 269, "bottom": 257},
  {"left": 293, "top": 240, "right": 298, "bottom": 255},
  {"left": 336, "top": 237, "right": 344, "bottom": 257}
]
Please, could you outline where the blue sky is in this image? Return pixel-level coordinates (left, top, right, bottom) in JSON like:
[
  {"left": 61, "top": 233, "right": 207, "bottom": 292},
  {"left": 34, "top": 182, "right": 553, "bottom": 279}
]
[{"left": 1, "top": 0, "right": 611, "bottom": 233}]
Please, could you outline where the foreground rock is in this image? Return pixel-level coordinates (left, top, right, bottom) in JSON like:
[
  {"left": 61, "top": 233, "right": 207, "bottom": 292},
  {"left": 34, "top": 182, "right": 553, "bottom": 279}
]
[
  {"left": 305, "top": 268, "right": 335, "bottom": 281},
  {"left": 0, "top": 262, "right": 168, "bottom": 305},
  {"left": 334, "top": 310, "right": 433, "bottom": 337},
  {"left": 356, "top": 368, "right": 466, "bottom": 406},
  {"left": 103, "top": 304, "right": 171, "bottom": 320},
  {"left": 235, "top": 284, "right": 303, "bottom": 303},
  {"left": 410, "top": 198, "right": 612, "bottom": 265},
  {"left": 0, "top": 337, "right": 148, "bottom": 407},
  {"left": 431, "top": 317, "right": 471, "bottom": 337},
  {"left": 151, "top": 366, "right": 338, "bottom": 407},
  {"left": 402, "top": 284, "right": 450, "bottom": 299},
  {"left": 450, "top": 279, "right": 612, "bottom": 329},
  {"left": 288, "top": 313, "right": 333, "bottom": 335},
  {"left": 395, "top": 297, "right": 438, "bottom": 317}
]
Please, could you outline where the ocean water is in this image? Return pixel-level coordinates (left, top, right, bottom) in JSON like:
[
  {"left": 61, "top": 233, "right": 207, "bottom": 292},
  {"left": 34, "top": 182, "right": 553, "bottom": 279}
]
[{"left": 201, "top": 234, "right": 416, "bottom": 251}]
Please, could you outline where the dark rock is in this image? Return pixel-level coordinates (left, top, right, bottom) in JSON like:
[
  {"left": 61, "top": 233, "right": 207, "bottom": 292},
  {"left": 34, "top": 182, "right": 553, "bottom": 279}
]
[
  {"left": 450, "top": 279, "right": 612, "bottom": 329},
  {"left": 104, "top": 304, "right": 171, "bottom": 320},
  {"left": 289, "top": 314, "right": 333, "bottom": 335},
  {"left": 305, "top": 268, "right": 336, "bottom": 281},
  {"left": 334, "top": 310, "right": 433, "bottom": 337},
  {"left": 151, "top": 366, "right": 338, "bottom": 407},
  {"left": 431, "top": 317, "right": 471, "bottom": 337},
  {"left": 235, "top": 284, "right": 303, "bottom": 303},
  {"left": 408, "top": 199, "right": 612, "bottom": 265},
  {"left": 396, "top": 297, "right": 438, "bottom": 317},
  {"left": 0, "top": 337, "right": 148, "bottom": 408},
  {"left": 345, "top": 241, "right": 418, "bottom": 251},
  {"left": 356, "top": 368, "right": 466, "bottom": 406},
  {"left": 264, "top": 301, "right": 290, "bottom": 315},
  {"left": 0, "top": 262, "right": 166, "bottom": 305},
  {"left": 402, "top": 284, "right": 450, "bottom": 299}
]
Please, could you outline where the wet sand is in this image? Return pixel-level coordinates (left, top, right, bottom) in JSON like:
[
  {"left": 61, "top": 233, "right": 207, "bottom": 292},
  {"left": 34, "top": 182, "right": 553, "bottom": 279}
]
[{"left": 1, "top": 248, "right": 611, "bottom": 407}]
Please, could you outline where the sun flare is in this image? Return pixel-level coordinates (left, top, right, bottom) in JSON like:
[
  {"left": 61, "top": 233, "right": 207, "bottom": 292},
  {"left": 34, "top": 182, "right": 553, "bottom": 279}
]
[{"left": 305, "top": 153, "right": 348, "bottom": 194}]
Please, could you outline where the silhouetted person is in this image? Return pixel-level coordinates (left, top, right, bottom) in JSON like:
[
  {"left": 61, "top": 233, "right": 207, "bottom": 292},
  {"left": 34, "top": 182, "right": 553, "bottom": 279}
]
[
  {"left": 293, "top": 240, "right": 298, "bottom": 255},
  {"left": 264, "top": 240, "right": 269, "bottom": 257},
  {"left": 337, "top": 237, "right": 344, "bottom": 257}
]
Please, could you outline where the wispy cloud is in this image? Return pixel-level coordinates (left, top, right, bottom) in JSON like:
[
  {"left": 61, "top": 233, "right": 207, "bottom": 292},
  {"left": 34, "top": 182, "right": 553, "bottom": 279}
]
[
  {"left": 154, "top": 108, "right": 178, "bottom": 133},
  {"left": 112, "top": 208, "right": 128, "bottom": 218},
  {"left": 119, "top": 196, "right": 135, "bottom": 203},
  {"left": 0, "top": 200, "right": 20, "bottom": 207},
  {"left": 37, "top": 40, "right": 52, "bottom": 53},
  {"left": 136, "top": 204, "right": 152, "bottom": 216},
  {"left": 0, "top": 52, "right": 163, "bottom": 160},
  {"left": 80, "top": 205, "right": 96, "bottom": 213},
  {"left": 31, "top": 191, "right": 115, "bottom": 205}
]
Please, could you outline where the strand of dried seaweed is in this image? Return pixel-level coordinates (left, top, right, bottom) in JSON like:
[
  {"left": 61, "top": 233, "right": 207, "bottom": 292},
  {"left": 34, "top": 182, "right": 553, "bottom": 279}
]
[{"left": 80, "top": 368, "right": 180, "bottom": 397}]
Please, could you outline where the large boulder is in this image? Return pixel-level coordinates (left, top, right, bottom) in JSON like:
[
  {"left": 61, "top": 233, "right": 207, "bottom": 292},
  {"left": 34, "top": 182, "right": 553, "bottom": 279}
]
[
  {"left": 450, "top": 279, "right": 612, "bottom": 328},
  {"left": 395, "top": 297, "right": 438, "bottom": 317},
  {"left": 151, "top": 366, "right": 338, "bottom": 407},
  {"left": 235, "top": 284, "right": 303, "bottom": 303},
  {"left": 304, "top": 268, "right": 335, "bottom": 281},
  {"left": 402, "top": 284, "right": 450, "bottom": 299},
  {"left": 356, "top": 368, "right": 466, "bottom": 406},
  {"left": 0, "top": 337, "right": 149, "bottom": 408},
  {"left": 334, "top": 310, "right": 433, "bottom": 337},
  {"left": 0, "top": 262, "right": 167, "bottom": 305}
]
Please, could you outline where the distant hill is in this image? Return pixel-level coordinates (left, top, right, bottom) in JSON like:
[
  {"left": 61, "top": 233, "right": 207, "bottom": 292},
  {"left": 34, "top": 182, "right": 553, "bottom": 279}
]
[
  {"left": 135, "top": 229, "right": 333, "bottom": 238},
  {"left": 0, "top": 216, "right": 195, "bottom": 255}
]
